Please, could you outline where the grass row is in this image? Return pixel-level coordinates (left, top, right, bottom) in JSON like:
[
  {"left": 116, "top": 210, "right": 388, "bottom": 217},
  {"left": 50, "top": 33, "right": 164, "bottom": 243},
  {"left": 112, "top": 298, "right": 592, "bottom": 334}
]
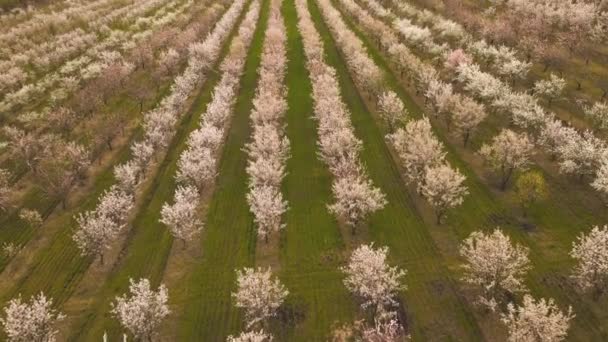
[
  {"left": 174, "top": 0, "right": 268, "bottom": 338},
  {"left": 276, "top": 0, "right": 355, "bottom": 339}
]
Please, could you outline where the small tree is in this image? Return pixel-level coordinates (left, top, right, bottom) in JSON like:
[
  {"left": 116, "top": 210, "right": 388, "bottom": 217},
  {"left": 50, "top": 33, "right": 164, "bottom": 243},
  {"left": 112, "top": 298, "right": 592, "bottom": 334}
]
[
  {"left": 534, "top": 74, "right": 566, "bottom": 106},
  {"left": 232, "top": 267, "right": 288, "bottom": 329},
  {"left": 420, "top": 164, "right": 468, "bottom": 224},
  {"left": 111, "top": 278, "right": 170, "bottom": 342},
  {"left": 19, "top": 209, "right": 43, "bottom": 229},
  {"left": 453, "top": 97, "right": 487, "bottom": 147},
  {"left": 328, "top": 174, "right": 387, "bottom": 234},
  {"left": 501, "top": 295, "right": 574, "bottom": 342},
  {"left": 247, "top": 185, "right": 288, "bottom": 242},
  {"left": 342, "top": 244, "right": 406, "bottom": 314},
  {"left": 479, "top": 129, "right": 534, "bottom": 190},
  {"left": 227, "top": 330, "right": 273, "bottom": 342},
  {"left": 460, "top": 229, "right": 531, "bottom": 310},
  {"left": 571, "top": 225, "right": 608, "bottom": 296},
  {"left": 160, "top": 185, "right": 202, "bottom": 246},
  {"left": 0, "top": 168, "right": 13, "bottom": 212},
  {"left": 73, "top": 211, "right": 121, "bottom": 265},
  {"left": 387, "top": 117, "right": 445, "bottom": 184},
  {"left": 1, "top": 292, "right": 64, "bottom": 342},
  {"left": 584, "top": 102, "right": 608, "bottom": 131},
  {"left": 377, "top": 91, "right": 406, "bottom": 132},
  {"left": 514, "top": 171, "right": 548, "bottom": 217}
]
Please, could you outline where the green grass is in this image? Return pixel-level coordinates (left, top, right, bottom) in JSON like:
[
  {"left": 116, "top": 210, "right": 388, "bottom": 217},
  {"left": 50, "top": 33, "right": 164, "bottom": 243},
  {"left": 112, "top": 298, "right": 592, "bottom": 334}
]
[
  {"left": 332, "top": 0, "right": 608, "bottom": 339},
  {"left": 276, "top": 0, "right": 356, "bottom": 339},
  {"left": 62, "top": 3, "right": 255, "bottom": 340},
  {"left": 307, "top": 0, "right": 484, "bottom": 339},
  {"left": 176, "top": 1, "right": 268, "bottom": 339}
]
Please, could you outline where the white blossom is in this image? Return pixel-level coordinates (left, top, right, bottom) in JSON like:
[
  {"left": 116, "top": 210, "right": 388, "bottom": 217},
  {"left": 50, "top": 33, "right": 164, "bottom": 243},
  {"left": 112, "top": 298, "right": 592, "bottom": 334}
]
[
  {"left": 232, "top": 267, "right": 288, "bottom": 329},
  {"left": 501, "top": 295, "right": 574, "bottom": 342},
  {"left": 460, "top": 229, "right": 531, "bottom": 306},
  {"left": 112, "top": 278, "right": 170, "bottom": 341},
  {"left": 342, "top": 244, "right": 406, "bottom": 311},
  {"left": 1, "top": 292, "right": 64, "bottom": 342}
]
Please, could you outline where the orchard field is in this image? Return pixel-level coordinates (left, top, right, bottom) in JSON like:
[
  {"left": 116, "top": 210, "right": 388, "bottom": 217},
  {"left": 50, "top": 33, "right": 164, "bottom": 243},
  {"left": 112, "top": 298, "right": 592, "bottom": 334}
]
[{"left": 0, "top": 0, "right": 608, "bottom": 340}]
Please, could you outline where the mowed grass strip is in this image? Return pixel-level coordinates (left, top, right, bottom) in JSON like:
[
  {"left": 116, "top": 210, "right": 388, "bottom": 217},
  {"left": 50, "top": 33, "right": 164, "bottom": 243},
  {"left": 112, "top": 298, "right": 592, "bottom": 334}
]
[
  {"left": 176, "top": 1, "right": 269, "bottom": 339},
  {"left": 307, "top": 0, "right": 483, "bottom": 339},
  {"left": 276, "top": 0, "right": 356, "bottom": 339},
  {"left": 63, "top": 3, "right": 256, "bottom": 340},
  {"left": 332, "top": 1, "right": 608, "bottom": 339}
]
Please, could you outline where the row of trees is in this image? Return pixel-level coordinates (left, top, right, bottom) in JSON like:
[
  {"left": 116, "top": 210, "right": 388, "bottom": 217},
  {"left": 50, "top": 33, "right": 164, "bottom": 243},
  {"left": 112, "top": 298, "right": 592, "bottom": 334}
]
[
  {"left": 161, "top": 0, "right": 262, "bottom": 245},
  {"left": 296, "top": 0, "right": 386, "bottom": 233},
  {"left": 245, "top": 0, "right": 290, "bottom": 242},
  {"left": 323, "top": 0, "right": 470, "bottom": 224},
  {"left": 72, "top": 0, "right": 249, "bottom": 264}
]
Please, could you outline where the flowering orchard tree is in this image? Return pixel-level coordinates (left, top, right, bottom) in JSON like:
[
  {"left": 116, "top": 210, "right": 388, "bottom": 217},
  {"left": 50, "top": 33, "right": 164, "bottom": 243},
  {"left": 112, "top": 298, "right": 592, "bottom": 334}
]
[
  {"left": 111, "top": 278, "right": 170, "bottom": 341},
  {"left": 227, "top": 330, "right": 273, "bottom": 342},
  {"left": 592, "top": 158, "right": 608, "bottom": 199},
  {"left": 460, "top": 229, "right": 531, "bottom": 310},
  {"left": 533, "top": 74, "right": 566, "bottom": 106},
  {"left": 19, "top": 209, "right": 43, "bottom": 229},
  {"left": 114, "top": 161, "right": 142, "bottom": 194},
  {"left": 501, "top": 295, "right": 574, "bottom": 342},
  {"left": 377, "top": 91, "right": 406, "bottom": 131},
  {"left": 557, "top": 131, "right": 606, "bottom": 180},
  {"left": 584, "top": 102, "right": 608, "bottom": 131},
  {"left": 425, "top": 80, "right": 458, "bottom": 129},
  {"left": 160, "top": 185, "right": 202, "bottom": 246},
  {"left": 328, "top": 175, "right": 387, "bottom": 234},
  {"left": 479, "top": 129, "right": 534, "bottom": 190},
  {"left": 73, "top": 211, "right": 121, "bottom": 265},
  {"left": 538, "top": 119, "right": 577, "bottom": 160},
  {"left": 0, "top": 168, "right": 13, "bottom": 212},
  {"left": 570, "top": 225, "right": 608, "bottom": 295},
  {"left": 176, "top": 147, "right": 217, "bottom": 192},
  {"left": 388, "top": 117, "right": 445, "bottom": 184},
  {"left": 232, "top": 267, "right": 288, "bottom": 329},
  {"left": 1, "top": 292, "right": 64, "bottom": 342},
  {"left": 453, "top": 97, "right": 487, "bottom": 147},
  {"left": 247, "top": 185, "right": 288, "bottom": 242},
  {"left": 444, "top": 49, "right": 472, "bottom": 71},
  {"left": 420, "top": 164, "right": 468, "bottom": 224},
  {"left": 342, "top": 244, "right": 406, "bottom": 313}
]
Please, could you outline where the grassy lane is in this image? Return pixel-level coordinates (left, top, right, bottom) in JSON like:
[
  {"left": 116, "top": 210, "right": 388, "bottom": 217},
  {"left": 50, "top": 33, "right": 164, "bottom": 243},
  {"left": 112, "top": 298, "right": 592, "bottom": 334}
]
[
  {"left": 308, "top": 0, "right": 484, "bottom": 340},
  {"left": 332, "top": 1, "right": 608, "bottom": 339},
  {"left": 277, "top": 0, "right": 356, "bottom": 339},
  {"left": 64, "top": 3, "right": 255, "bottom": 340},
  {"left": 176, "top": 0, "right": 269, "bottom": 339}
]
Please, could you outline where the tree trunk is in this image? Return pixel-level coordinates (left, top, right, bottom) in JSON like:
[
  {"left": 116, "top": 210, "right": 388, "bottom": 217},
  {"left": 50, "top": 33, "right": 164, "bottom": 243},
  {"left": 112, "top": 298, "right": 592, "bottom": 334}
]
[
  {"left": 436, "top": 211, "right": 443, "bottom": 225},
  {"left": 500, "top": 167, "right": 513, "bottom": 191}
]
